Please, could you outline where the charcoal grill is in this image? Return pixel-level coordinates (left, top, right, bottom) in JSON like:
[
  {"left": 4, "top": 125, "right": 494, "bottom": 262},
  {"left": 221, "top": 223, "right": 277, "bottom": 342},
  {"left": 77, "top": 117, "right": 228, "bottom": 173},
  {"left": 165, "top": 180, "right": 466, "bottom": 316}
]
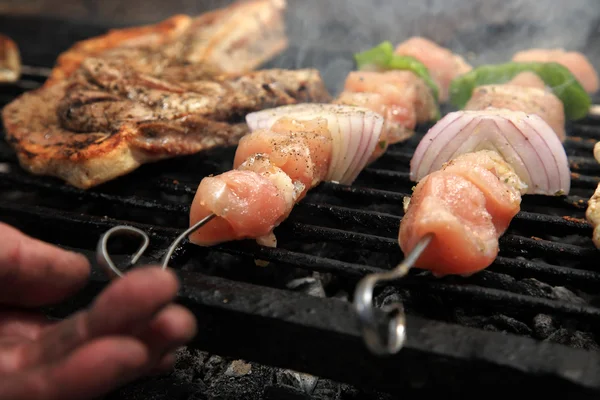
[{"left": 2, "top": 12, "right": 600, "bottom": 398}]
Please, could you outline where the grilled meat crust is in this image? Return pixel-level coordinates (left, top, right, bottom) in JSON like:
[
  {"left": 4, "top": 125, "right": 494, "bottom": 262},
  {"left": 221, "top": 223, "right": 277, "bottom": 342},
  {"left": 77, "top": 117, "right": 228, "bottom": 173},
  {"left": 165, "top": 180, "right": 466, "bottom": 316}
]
[
  {"left": 45, "top": 15, "right": 192, "bottom": 87},
  {"left": 2, "top": 69, "right": 331, "bottom": 189},
  {"left": 45, "top": 0, "right": 288, "bottom": 87}
]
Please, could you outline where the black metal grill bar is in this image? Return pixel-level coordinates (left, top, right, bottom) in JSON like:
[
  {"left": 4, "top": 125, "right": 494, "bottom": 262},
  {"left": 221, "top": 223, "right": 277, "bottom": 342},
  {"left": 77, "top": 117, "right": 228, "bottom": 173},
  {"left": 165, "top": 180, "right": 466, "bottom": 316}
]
[
  {"left": 47, "top": 260, "right": 600, "bottom": 395},
  {"left": 176, "top": 272, "right": 600, "bottom": 396},
  {"left": 156, "top": 175, "right": 591, "bottom": 214},
  {"left": 0, "top": 167, "right": 594, "bottom": 255},
  {"left": 3, "top": 198, "right": 600, "bottom": 326}
]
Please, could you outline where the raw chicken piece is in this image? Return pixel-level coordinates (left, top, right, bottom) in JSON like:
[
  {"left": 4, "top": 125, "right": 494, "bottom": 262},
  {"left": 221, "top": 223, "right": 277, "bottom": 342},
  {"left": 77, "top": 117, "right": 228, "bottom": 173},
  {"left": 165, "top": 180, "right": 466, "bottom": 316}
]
[
  {"left": 233, "top": 121, "right": 333, "bottom": 197},
  {"left": 334, "top": 91, "right": 413, "bottom": 163},
  {"left": 269, "top": 117, "right": 333, "bottom": 181},
  {"left": 440, "top": 150, "right": 524, "bottom": 235},
  {"left": 465, "top": 84, "right": 566, "bottom": 142},
  {"left": 343, "top": 70, "right": 438, "bottom": 126},
  {"left": 233, "top": 129, "right": 315, "bottom": 193},
  {"left": 237, "top": 154, "right": 300, "bottom": 211},
  {"left": 394, "top": 36, "right": 473, "bottom": 103},
  {"left": 399, "top": 150, "right": 523, "bottom": 277},
  {"left": 507, "top": 71, "right": 547, "bottom": 90},
  {"left": 512, "top": 48, "right": 599, "bottom": 94},
  {"left": 188, "top": 169, "right": 292, "bottom": 246}
]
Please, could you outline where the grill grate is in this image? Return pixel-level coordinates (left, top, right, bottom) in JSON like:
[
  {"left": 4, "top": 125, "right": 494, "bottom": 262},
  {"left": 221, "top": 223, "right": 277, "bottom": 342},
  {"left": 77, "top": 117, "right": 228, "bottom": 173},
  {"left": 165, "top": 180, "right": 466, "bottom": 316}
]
[{"left": 2, "top": 32, "right": 600, "bottom": 395}]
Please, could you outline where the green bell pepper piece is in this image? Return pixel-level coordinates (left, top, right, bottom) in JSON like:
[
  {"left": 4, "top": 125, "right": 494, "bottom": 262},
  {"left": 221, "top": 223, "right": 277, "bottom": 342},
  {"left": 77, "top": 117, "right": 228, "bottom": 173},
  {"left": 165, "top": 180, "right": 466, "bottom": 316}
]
[{"left": 448, "top": 61, "right": 591, "bottom": 120}]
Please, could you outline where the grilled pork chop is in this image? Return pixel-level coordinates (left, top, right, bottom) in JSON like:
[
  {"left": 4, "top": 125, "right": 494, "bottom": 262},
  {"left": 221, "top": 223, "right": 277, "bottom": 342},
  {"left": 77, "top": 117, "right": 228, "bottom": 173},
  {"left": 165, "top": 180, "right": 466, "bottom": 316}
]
[
  {"left": 3, "top": 68, "right": 330, "bottom": 189},
  {"left": 1, "top": 0, "right": 326, "bottom": 189},
  {"left": 45, "top": 0, "right": 288, "bottom": 87}
]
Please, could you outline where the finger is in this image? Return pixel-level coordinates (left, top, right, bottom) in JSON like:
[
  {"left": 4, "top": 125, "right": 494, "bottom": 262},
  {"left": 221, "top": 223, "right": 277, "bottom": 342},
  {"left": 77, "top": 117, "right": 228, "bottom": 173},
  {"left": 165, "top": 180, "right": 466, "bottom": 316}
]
[
  {"left": 137, "top": 304, "right": 197, "bottom": 363},
  {"left": 87, "top": 267, "right": 180, "bottom": 337},
  {"left": 0, "top": 222, "right": 90, "bottom": 307},
  {"left": 20, "top": 267, "right": 179, "bottom": 366},
  {"left": 0, "top": 337, "right": 151, "bottom": 400},
  {"left": 0, "top": 309, "right": 53, "bottom": 340}
]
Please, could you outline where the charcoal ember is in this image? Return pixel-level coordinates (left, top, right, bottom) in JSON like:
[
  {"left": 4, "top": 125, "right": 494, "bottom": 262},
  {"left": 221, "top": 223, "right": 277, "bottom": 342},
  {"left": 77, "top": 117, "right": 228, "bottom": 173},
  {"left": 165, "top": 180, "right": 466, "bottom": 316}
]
[
  {"left": 487, "top": 315, "right": 532, "bottom": 335},
  {"left": 552, "top": 286, "right": 588, "bottom": 304},
  {"left": 515, "top": 278, "right": 586, "bottom": 304},
  {"left": 533, "top": 314, "right": 557, "bottom": 339},
  {"left": 312, "top": 381, "right": 339, "bottom": 399},
  {"left": 467, "top": 273, "right": 588, "bottom": 305},
  {"left": 454, "top": 310, "right": 531, "bottom": 335},
  {"left": 172, "top": 347, "right": 206, "bottom": 383},
  {"left": 202, "top": 355, "right": 228, "bottom": 382},
  {"left": 275, "top": 369, "right": 319, "bottom": 395},
  {"left": 203, "top": 356, "right": 274, "bottom": 400},
  {"left": 545, "top": 329, "right": 600, "bottom": 351}
]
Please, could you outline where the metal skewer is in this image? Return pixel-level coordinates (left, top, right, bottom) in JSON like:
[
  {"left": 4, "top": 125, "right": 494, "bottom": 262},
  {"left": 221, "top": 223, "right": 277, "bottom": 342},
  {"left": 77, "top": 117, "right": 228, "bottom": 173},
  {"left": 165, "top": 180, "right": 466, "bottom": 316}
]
[
  {"left": 96, "top": 213, "right": 216, "bottom": 278},
  {"left": 353, "top": 233, "right": 433, "bottom": 356}
]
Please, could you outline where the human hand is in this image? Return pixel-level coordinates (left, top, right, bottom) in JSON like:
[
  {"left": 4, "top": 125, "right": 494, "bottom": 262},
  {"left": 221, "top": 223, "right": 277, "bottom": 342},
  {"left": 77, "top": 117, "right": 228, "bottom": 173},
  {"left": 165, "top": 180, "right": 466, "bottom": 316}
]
[{"left": 0, "top": 222, "right": 197, "bottom": 400}]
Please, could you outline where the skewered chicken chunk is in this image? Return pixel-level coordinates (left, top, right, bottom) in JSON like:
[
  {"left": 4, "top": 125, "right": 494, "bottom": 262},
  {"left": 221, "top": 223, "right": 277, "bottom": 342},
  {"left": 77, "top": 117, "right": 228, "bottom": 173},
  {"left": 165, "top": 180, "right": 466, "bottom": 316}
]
[
  {"left": 400, "top": 150, "right": 524, "bottom": 277},
  {"left": 190, "top": 104, "right": 386, "bottom": 248},
  {"left": 465, "top": 80, "right": 566, "bottom": 142},
  {"left": 394, "top": 36, "right": 473, "bottom": 103}
]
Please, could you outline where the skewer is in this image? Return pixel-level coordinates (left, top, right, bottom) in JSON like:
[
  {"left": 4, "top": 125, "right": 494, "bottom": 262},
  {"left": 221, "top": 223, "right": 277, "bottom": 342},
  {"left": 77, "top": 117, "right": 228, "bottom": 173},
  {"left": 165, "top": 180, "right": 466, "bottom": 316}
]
[
  {"left": 96, "top": 213, "right": 216, "bottom": 278},
  {"left": 353, "top": 233, "right": 433, "bottom": 356}
]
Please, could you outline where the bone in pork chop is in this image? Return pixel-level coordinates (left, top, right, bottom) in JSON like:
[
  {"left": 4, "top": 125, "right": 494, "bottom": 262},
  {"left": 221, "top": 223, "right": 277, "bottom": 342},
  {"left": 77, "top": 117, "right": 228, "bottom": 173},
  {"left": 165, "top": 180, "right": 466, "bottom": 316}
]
[
  {"left": 45, "top": 0, "right": 289, "bottom": 87},
  {"left": 3, "top": 67, "right": 330, "bottom": 189},
  {"left": 1, "top": 0, "right": 333, "bottom": 189}
]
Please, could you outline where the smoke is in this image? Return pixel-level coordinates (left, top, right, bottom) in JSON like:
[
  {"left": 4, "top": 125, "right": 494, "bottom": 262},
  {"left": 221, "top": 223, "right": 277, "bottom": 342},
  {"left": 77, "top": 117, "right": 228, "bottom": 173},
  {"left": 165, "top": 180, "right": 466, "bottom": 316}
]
[
  {"left": 5, "top": 0, "right": 597, "bottom": 95},
  {"left": 272, "top": 0, "right": 600, "bottom": 94}
]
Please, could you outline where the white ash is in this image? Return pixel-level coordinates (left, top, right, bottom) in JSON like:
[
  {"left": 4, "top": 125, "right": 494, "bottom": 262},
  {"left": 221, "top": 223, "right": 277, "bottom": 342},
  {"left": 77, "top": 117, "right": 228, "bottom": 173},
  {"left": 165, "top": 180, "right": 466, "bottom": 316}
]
[
  {"left": 275, "top": 369, "right": 319, "bottom": 395},
  {"left": 105, "top": 347, "right": 396, "bottom": 400},
  {"left": 286, "top": 273, "right": 327, "bottom": 298}
]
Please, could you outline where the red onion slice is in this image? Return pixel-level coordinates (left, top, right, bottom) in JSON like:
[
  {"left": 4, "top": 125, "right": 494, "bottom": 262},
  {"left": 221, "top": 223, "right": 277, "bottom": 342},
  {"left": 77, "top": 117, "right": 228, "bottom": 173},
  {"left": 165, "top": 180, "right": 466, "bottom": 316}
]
[
  {"left": 410, "top": 109, "right": 571, "bottom": 196},
  {"left": 245, "top": 104, "right": 385, "bottom": 185}
]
